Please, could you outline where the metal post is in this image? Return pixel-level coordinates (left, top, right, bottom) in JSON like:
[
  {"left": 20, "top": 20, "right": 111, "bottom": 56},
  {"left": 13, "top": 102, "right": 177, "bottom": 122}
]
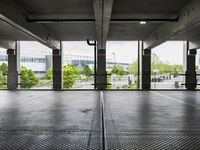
[
  {"left": 94, "top": 44, "right": 97, "bottom": 89},
  {"left": 87, "top": 39, "right": 97, "bottom": 89}
]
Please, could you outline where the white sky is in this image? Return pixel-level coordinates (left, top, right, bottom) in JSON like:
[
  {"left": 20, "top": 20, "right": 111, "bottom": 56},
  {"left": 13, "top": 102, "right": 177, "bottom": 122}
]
[
  {"left": 20, "top": 41, "right": 52, "bottom": 54},
  {"left": 0, "top": 41, "right": 185, "bottom": 65},
  {"left": 107, "top": 41, "right": 138, "bottom": 63},
  {"left": 63, "top": 41, "right": 184, "bottom": 64},
  {"left": 152, "top": 41, "right": 184, "bottom": 65},
  {"left": 63, "top": 41, "right": 138, "bottom": 63}
]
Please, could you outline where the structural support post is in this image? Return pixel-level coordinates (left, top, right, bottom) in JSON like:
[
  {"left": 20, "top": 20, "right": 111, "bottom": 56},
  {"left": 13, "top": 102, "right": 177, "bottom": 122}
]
[
  {"left": 53, "top": 49, "right": 62, "bottom": 90},
  {"left": 7, "top": 49, "right": 18, "bottom": 90},
  {"left": 96, "top": 49, "right": 106, "bottom": 90},
  {"left": 186, "top": 43, "right": 196, "bottom": 90},
  {"left": 141, "top": 48, "right": 151, "bottom": 90},
  {"left": 138, "top": 41, "right": 142, "bottom": 89}
]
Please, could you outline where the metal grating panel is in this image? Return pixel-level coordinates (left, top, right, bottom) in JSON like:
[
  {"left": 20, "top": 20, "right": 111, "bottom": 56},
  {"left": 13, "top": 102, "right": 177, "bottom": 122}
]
[
  {"left": 1, "top": 91, "right": 200, "bottom": 149},
  {"left": 104, "top": 91, "right": 200, "bottom": 150},
  {"left": 106, "top": 130, "right": 200, "bottom": 150},
  {"left": 0, "top": 131, "right": 101, "bottom": 150},
  {"left": 0, "top": 91, "right": 102, "bottom": 150}
]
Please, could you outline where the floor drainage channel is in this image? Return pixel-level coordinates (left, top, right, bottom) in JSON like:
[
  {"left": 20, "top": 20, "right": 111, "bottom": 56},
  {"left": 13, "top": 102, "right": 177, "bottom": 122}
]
[{"left": 100, "top": 91, "right": 108, "bottom": 150}]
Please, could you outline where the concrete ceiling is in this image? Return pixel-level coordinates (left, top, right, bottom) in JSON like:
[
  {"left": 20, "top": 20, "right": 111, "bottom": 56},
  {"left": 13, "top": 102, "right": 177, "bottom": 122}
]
[
  {"left": 0, "top": 20, "right": 33, "bottom": 41},
  {"left": 1, "top": 0, "right": 200, "bottom": 49},
  {"left": 108, "top": 23, "right": 163, "bottom": 40},
  {"left": 112, "top": 0, "right": 189, "bottom": 18}
]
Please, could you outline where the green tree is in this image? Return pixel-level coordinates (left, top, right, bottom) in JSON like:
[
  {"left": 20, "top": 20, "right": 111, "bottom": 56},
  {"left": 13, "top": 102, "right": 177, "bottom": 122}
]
[
  {"left": 45, "top": 65, "right": 79, "bottom": 88},
  {"left": 111, "top": 65, "right": 125, "bottom": 75},
  {"left": 77, "top": 64, "right": 83, "bottom": 75},
  {"left": 0, "top": 63, "right": 8, "bottom": 87},
  {"left": 0, "top": 63, "right": 8, "bottom": 75},
  {"left": 172, "top": 64, "right": 183, "bottom": 75},
  {"left": 106, "top": 70, "right": 112, "bottom": 89},
  {"left": 0, "top": 73, "right": 6, "bottom": 87},
  {"left": 83, "top": 65, "right": 92, "bottom": 77},
  {"left": 91, "top": 66, "right": 95, "bottom": 74},
  {"left": 20, "top": 66, "right": 39, "bottom": 88},
  {"left": 46, "top": 68, "right": 53, "bottom": 80},
  {"left": 128, "top": 60, "right": 138, "bottom": 75},
  {"left": 63, "top": 64, "right": 78, "bottom": 88},
  {"left": 151, "top": 52, "right": 183, "bottom": 74}
]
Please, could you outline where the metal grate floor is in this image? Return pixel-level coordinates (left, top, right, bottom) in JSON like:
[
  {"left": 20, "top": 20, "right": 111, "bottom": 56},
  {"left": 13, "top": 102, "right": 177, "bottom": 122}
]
[
  {"left": 106, "top": 130, "right": 200, "bottom": 150},
  {"left": 0, "top": 131, "right": 101, "bottom": 150},
  {"left": 0, "top": 91, "right": 200, "bottom": 149},
  {"left": 0, "top": 91, "right": 102, "bottom": 150},
  {"left": 104, "top": 91, "right": 200, "bottom": 150}
]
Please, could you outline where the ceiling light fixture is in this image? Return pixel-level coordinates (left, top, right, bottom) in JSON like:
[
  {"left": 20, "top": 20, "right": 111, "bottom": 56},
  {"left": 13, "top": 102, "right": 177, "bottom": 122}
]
[{"left": 139, "top": 21, "right": 147, "bottom": 25}]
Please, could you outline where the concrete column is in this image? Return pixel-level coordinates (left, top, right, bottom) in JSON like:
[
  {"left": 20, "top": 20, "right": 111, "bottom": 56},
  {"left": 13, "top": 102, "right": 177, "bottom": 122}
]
[
  {"left": 186, "top": 48, "right": 196, "bottom": 90},
  {"left": 7, "top": 49, "right": 18, "bottom": 90},
  {"left": 53, "top": 49, "right": 62, "bottom": 90},
  {"left": 16, "top": 42, "right": 21, "bottom": 88},
  {"left": 142, "top": 48, "right": 151, "bottom": 90},
  {"left": 96, "top": 49, "right": 106, "bottom": 90},
  {"left": 183, "top": 41, "right": 187, "bottom": 73},
  {"left": 138, "top": 41, "right": 143, "bottom": 89}
]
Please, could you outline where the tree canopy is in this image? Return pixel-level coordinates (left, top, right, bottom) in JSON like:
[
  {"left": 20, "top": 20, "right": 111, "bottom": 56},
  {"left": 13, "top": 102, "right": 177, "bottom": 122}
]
[
  {"left": 0, "top": 63, "right": 8, "bottom": 75},
  {"left": 46, "top": 64, "right": 80, "bottom": 89},
  {"left": 83, "top": 65, "right": 92, "bottom": 77},
  {"left": 111, "top": 65, "right": 125, "bottom": 75},
  {"left": 20, "top": 66, "right": 39, "bottom": 88},
  {"left": 0, "top": 63, "right": 7, "bottom": 87},
  {"left": 128, "top": 53, "right": 184, "bottom": 76},
  {"left": 46, "top": 68, "right": 53, "bottom": 80},
  {"left": 63, "top": 64, "right": 78, "bottom": 88},
  {"left": 151, "top": 52, "right": 183, "bottom": 74},
  {"left": 128, "top": 61, "right": 138, "bottom": 76}
]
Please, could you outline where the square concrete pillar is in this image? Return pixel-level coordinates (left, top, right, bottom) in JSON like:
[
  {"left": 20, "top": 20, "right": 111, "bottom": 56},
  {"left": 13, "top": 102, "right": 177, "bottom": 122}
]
[
  {"left": 7, "top": 49, "right": 18, "bottom": 90},
  {"left": 53, "top": 49, "right": 62, "bottom": 90},
  {"left": 96, "top": 49, "right": 107, "bottom": 90},
  {"left": 186, "top": 49, "right": 196, "bottom": 90},
  {"left": 142, "top": 49, "right": 151, "bottom": 90}
]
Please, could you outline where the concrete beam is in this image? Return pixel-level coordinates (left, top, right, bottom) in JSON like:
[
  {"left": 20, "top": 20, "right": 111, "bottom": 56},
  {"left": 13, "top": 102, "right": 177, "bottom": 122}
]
[
  {"left": 0, "top": 34, "right": 15, "bottom": 49},
  {"left": 144, "top": 0, "right": 200, "bottom": 49},
  {"left": 189, "top": 41, "right": 200, "bottom": 50},
  {"left": 102, "top": 0, "right": 113, "bottom": 49},
  {"left": 0, "top": 0, "right": 60, "bottom": 49},
  {"left": 93, "top": 0, "right": 113, "bottom": 49}
]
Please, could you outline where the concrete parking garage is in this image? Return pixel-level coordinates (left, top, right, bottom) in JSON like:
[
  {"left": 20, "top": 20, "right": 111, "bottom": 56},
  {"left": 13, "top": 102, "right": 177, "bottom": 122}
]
[{"left": 0, "top": 0, "right": 200, "bottom": 149}]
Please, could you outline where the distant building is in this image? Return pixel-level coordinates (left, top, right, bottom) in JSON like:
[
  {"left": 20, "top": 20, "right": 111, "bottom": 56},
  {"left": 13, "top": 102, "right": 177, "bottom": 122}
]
[{"left": 0, "top": 52, "right": 130, "bottom": 77}]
